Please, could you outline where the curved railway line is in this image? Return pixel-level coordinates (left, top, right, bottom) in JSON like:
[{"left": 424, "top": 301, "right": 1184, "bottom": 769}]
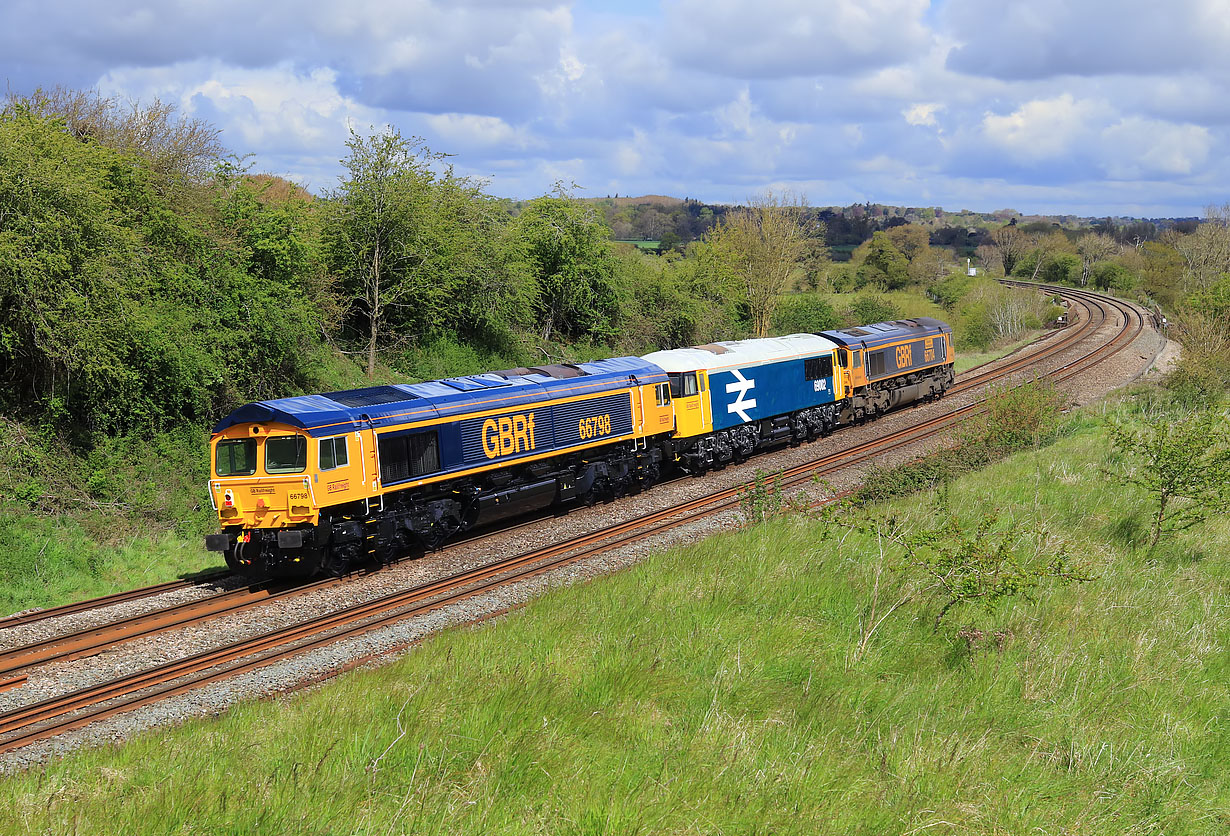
[{"left": 0, "top": 285, "right": 1156, "bottom": 759}]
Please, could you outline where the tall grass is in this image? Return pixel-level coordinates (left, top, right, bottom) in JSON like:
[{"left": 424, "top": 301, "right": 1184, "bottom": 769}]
[
  {"left": 0, "top": 421, "right": 223, "bottom": 614},
  {"left": 1, "top": 395, "right": 1225, "bottom": 833}
]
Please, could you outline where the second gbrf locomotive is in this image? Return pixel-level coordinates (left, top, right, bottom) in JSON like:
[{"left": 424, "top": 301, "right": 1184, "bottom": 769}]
[{"left": 205, "top": 318, "right": 954, "bottom": 575}]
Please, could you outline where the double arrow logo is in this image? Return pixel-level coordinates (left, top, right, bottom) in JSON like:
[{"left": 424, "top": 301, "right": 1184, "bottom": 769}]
[{"left": 725, "top": 369, "right": 757, "bottom": 422}]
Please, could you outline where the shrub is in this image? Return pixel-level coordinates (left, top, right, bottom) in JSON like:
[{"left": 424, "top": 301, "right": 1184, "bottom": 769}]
[
  {"left": 843, "top": 295, "right": 898, "bottom": 326},
  {"left": 771, "top": 294, "right": 840, "bottom": 334},
  {"left": 1107, "top": 406, "right": 1230, "bottom": 546},
  {"left": 856, "top": 377, "right": 1067, "bottom": 505}
]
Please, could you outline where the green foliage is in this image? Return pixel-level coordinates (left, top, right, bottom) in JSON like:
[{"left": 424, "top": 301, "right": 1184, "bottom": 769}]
[
  {"left": 855, "top": 231, "right": 910, "bottom": 289},
  {"left": 610, "top": 249, "right": 715, "bottom": 350},
  {"left": 0, "top": 417, "right": 219, "bottom": 612},
  {"left": 1091, "top": 261, "right": 1137, "bottom": 293},
  {"left": 1108, "top": 407, "right": 1230, "bottom": 546},
  {"left": 323, "top": 129, "right": 532, "bottom": 374},
  {"left": 827, "top": 506, "right": 1092, "bottom": 628},
  {"left": 842, "top": 294, "right": 898, "bottom": 326},
  {"left": 515, "top": 188, "right": 622, "bottom": 343},
  {"left": 394, "top": 335, "right": 528, "bottom": 383},
  {"left": 858, "top": 377, "right": 1068, "bottom": 504},
  {"left": 1188, "top": 273, "right": 1230, "bottom": 320},
  {"left": 770, "top": 293, "right": 839, "bottom": 334},
  {"left": 0, "top": 107, "right": 324, "bottom": 434},
  {"left": 1164, "top": 306, "right": 1230, "bottom": 405},
  {"left": 737, "top": 470, "right": 807, "bottom": 524},
  {"left": 1039, "top": 251, "right": 1081, "bottom": 285},
  {"left": 973, "top": 376, "right": 1068, "bottom": 454},
  {"left": 956, "top": 301, "right": 994, "bottom": 350},
  {"left": 927, "top": 270, "right": 980, "bottom": 309},
  {"left": 902, "top": 512, "right": 1091, "bottom": 626}
]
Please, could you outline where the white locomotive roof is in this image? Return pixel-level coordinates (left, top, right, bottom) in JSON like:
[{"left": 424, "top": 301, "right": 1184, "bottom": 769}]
[{"left": 643, "top": 333, "right": 840, "bottom": 374}]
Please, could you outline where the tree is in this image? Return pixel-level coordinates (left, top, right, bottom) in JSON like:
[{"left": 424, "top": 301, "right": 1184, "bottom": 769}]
[
  {"left": 0, "top": 105, "right": 322, "bottom": 431},
  {"left": 771, "top": 294, "right": 839, "bottom": 334},
  {"left": 883, "top": 223, "right": 930, "bottom": 263},
  {"left": 324, "top": 128, "right": 507, "bottom": 376},
  {"left": 706, "top": 190, "right": 812, "bottom": 337},
  {"left": 1108, "top": 409, "right": 1230, "bottom": 546},
  {"left": 1076, "top": 233, "right": 1120, "bottom": 287},
  {"left": 1167, "top": 213, "right": 1230, "bottom": 294},
  {"left": 990, "top": 224, "right": 1027, "bottom": 276},
  {"left": 11, "top": 86, "right": 224, "bottom": 191},
  {"left": 1132, "top": 241, "right": 1185, "bottom": 307},
  {"left": 325, "top": 129, "right": 432, "bottom": 377},
  {"left": 1018, "top": 230, "right": 1072, "bottom": 281},
  {"left": 855, "top": 231, "right": 910, "bottom": 290},
  {"left": 515, "top": 187, "right": 621, "bottom": 342}
]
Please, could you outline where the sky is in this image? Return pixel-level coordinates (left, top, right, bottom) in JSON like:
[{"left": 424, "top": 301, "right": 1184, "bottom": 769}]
[{"left": 2, "top": 0, "right": 1227, "bottom": 217}]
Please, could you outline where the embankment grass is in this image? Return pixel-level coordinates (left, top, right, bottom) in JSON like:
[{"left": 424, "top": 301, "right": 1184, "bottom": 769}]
[
  {"left": 953, "top": 330, "right": 1055, "bottom": 374},
  {"left": 1, "top": 396, "right": 1225, "bottom": 833},
  {"left": 0, "top": 422, "right": 224, "bottom": 615}
]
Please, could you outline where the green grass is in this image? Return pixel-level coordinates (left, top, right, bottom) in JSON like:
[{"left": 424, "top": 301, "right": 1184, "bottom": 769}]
[
  {"left": 0, "top": 509, "right": 222, "bottom": 614},
  {"left": 953, "top": 329, "right": 1052, "bottom": 373},
  {"left": 820, "top": 290, "right": 949, "bottom": 323},
  {"left": 0, "top": 421, "right": 225, "bottom": 615},
  {"left": 2, "top": 394, "right": 1226, "bottom": 833}
]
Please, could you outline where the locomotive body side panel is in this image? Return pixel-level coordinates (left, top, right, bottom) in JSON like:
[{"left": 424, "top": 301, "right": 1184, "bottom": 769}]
[{"left": 705, "top": 355, "right": 837, "bottom": 432}]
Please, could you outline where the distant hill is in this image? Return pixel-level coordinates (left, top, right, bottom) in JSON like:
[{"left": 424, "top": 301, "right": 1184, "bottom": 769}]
[{"left": 589, "top": 195, "right": 687, "bottom": 208}]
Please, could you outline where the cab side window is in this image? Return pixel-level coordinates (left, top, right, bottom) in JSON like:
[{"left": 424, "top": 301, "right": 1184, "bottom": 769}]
[
  {"left": 319, "top": 435, "right": 349, "bottom": 471},
  {"left": 656, "top": 382, "right": 672, "bottom": 406}
]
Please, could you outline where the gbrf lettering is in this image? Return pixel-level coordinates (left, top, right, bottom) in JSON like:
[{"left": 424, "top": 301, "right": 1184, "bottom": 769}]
[{"left": 482, "top": 413, "right": 537, "bottom": 459}]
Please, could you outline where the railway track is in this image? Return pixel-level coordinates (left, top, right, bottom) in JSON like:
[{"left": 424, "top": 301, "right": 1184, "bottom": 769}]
[{"left": 0, "top": 285, "right": 1152, "bottom": 758}]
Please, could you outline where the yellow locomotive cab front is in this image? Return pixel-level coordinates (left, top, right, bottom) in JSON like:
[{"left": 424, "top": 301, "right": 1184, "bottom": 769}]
[{"left": 210, "top": 424, "right": 320, "bottom": 530}]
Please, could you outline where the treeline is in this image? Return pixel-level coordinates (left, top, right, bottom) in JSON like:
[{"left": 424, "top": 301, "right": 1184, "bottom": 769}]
[
  {"left": 2, "top": 88, "right": 1227, "bottom": 444},
  {"left": 589, "top": 197, "right": 1186, "bottom": 261},
  {"left": 972, "top": 216, "right": 1230, "bottom": 400},
  {"left": 0, "top": 94, "right": 782, "bottom": 436}
]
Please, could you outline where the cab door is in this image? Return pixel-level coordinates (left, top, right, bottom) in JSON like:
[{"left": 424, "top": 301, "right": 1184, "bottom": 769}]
[
  {"left": 699, "top": 371, "right": 711, "bottom": 429},
  {"left": 669, "top": 371, "right": 709, "bottom": 439}
]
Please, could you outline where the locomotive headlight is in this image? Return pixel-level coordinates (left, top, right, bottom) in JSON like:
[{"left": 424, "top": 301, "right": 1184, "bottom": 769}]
[{"left": 223, "top": 490, "right": 234, "bottom": 508}]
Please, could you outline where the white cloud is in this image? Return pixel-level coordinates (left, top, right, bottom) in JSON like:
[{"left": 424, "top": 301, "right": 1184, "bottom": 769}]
[
  {"left": 904, "top": 103, "right": 943, "bottom": 127},
  {"left": 669, "top": 0, "right": 931, "bottom": 79},
  {"left": 100, "top": 62, "right": 382, "bottom": 152},
  {"left": 716, "top": 89, "right": 756, "bottom": 136},
  {"left": 943, "top": 0, "right": 1230, "bottom": 79},
  {"left": 981, "top": 95, "right": 1109, "bottom": 160},
  {"left": 4, "top": 0, "right": 1230, "bottom": 213},
  {"left": 424, "top": 113, "right": 528, "bottom": 149},
  {"left": 1100, "top": 118, "right": 1212, "bottom": 178}
]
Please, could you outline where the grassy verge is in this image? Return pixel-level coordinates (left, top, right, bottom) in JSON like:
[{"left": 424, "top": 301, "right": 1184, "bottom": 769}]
[
  {"left": 1, "top": 392, "right": 1225, "bottom": 833},
  {"left": 952, "top": 329, "right": 1051, "bottom": 374},
  {"left": 0, "top": 421, "right": 224, "bottom": 614}
]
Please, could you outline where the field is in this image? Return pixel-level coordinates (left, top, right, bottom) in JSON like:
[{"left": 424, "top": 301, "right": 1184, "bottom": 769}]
[{"left": 1, "top": 391, "right": 1225, "bottom": 834}]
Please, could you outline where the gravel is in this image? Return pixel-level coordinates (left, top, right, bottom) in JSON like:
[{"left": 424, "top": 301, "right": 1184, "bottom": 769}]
[{"left": 0, "top": 294, "right": 1169, "bottom": 772}]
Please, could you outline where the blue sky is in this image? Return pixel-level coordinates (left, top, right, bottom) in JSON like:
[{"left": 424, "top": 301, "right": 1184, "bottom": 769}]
[{"left": 2, "top": 0, "right": 1226, "bottom": 216}]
